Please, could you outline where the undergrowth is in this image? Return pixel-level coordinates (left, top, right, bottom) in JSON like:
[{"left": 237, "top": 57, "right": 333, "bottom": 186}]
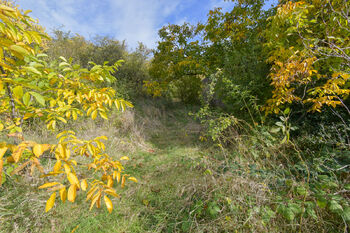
[{"left": 0, "top": 99, "right": 349, "bottom": 232}]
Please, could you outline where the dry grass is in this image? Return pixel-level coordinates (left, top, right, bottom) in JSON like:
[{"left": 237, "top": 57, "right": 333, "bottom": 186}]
[{"left": 0, "top": 100, "right": 344, "bottom": 233}]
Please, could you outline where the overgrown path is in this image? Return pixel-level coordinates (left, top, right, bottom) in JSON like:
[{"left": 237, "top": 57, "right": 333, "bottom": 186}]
[
  {"left": 58, "top": 105, "right": 218, "bottom": 233},
  {"left": 1, "top": 104, "right": 336, "bottom": 233}
]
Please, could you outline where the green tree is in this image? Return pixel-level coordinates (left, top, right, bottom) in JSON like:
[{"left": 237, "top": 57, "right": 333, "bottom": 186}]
[{"left": 147, "top": 23, "right": 205, "bottom": 103}]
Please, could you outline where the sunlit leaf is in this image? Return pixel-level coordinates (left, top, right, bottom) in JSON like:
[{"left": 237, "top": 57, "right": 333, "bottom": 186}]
[
  {"left": 33, "top": 144, "right": 50, "bottom": 157},
  {"left": 128, "top": 177, "right": 138, "bottom": 183},
  {"left": 45, "top": 192, "right": 56, "bottom": 212},
  {"left": 12, "top": 145, "right": 25, "bottom": 163},
  {"left": 68, "top": 184, "right": 77, "bottom": 202},
  {"left": 120, "top": 156, "right": 129, "bottom": 161},
  {"left": 59, "top": 187, "right": 67, "bottom": 203},
  {"left": 9, "top": 45, "right": 29, "bottom": 56},
  {"left": 104, "top": 195, "right": 113, "bottom": 213},
  {"left": 13, "top": 86, "right": 23, "bottom": 98},
  {"left": 121, "top": 175, "right": 125, "bottom": 188},
  {"left": 67, "top": 172, "right": 80, "bottom": 188},
  {"left": 30, "top": 92, "right": 45, "bottom": 106},
  {"left": 0, "top": 147, "right": 7, "bottom": 160},
  {"left": 39, "top": 182, "right": 61, "bottom": 189},
  {"left": 81, "top": 179, "right": 88, "bottom": 191}
]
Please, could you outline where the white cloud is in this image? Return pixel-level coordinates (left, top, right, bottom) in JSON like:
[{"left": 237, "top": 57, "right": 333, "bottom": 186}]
[
  {"left": 16, "top": 0, "right": 230, "bottom": 49},
  {"left": 107, "top": 0, "right": 182, "bottom": 49}
]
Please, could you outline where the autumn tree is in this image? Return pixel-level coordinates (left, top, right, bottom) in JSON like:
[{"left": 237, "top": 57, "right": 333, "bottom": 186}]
[
  {"left": 0, "top": 2, "right": 136, "bottom": 213},
  {"left": 264, "top": 0, "right": 350, "bottom": 115}
]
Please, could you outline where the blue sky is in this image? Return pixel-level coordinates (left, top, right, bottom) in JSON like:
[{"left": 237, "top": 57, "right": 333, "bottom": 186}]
[{"left": 16, "top": 0, "right": 276, "bottom": 50}]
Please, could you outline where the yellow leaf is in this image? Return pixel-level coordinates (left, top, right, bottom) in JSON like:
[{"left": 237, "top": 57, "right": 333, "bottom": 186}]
[
  {"left": 0, "top": 147, "right": 7, "bottom": 160},
  {"left": 87, "top": 144, "right": 94, "bottom": 156},
  {"left": 86, "top": 186, "right": 98, "bottom": 201},
  {"left": 39, "top": 182, "right": 61, "bottom": 189},
  {"left": 53, "top": 160, "right": 62, "bottom": 172},
  {"left": 81, "top": 179, "right": 88, "bottom": 191},
  {"left": 67, "top": 172, "right": 80, "bottom": 188},
  {"left": 12, "top": 145, "right": 25, "bottom": 163},
  {"left": 71, "top": 224, "right": 80, "bottom": 233},
  {"left": 107, "top": 176, "right": 113, "bottom": 187},
  {"left": 13, "top": 86, "right": 23, "bottom": 98},
  {"left": 63, "top": 163, "right": 71, "bottom": 174},
  {"left": 116, "top": 172, "right": 121, "bottom": 183},
  {"left": 72, "top": 111, "right": 78, "bottom": 120},
  {"left": 0, "top": 4, "right": 15, "bottom": 12},
  {"left": 68, "top": 184, "right": 77, "bottom": 202},
  {"left": 121, "top": 175, "right": 125, "bottom": 188},
  {"left": 45, "top": 192, "right": 56, "bottom": 212},
  {"left": 60, "top": 187, "right": 67, "bottom": 203},
  {"left": 104, "top": 195, "right": 113, "bottom": 213},
  {"left": 99, "top": 111, "right": 108, "bottom": 120},
  {"left": 56, "top": 130, "right": 75, "bottom": 139},
  {"left": 114, "top": 100, "right": 120, "bottom": 110},
  {"left": 9, "top": 45, "right": 29, "bottom": 56},
  {"left": 96, "top": 193, "right": 102, "bottom": 209},
  {"left": 128, "top": 177, "right": 138, "bottom": 183},
  {"left": 33, "top": 144, "right": 50, "bottom": 157},
  {"left": 91, "top": 110, "right": 97, "bottom": 120},
  {"left": 104, "top": 188, "right": 120, "bottom": 198},
  {"left": 89, "top": 191, "right": 101, "bottom": 210},
  {"left": 124, "top": 101, "right": 134, "bottom": 108},
  {"left": 120, "top": 156, "right": 129, "bottom": 161}
]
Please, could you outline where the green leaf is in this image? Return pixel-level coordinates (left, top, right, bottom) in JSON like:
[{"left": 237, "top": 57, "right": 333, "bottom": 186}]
[
  {"left": 1, "top": 172, "right": 6, "bottom": 185},
  {"left": 24, "top": 66, "right": 41, "bottom": 76},
  {"left": 288, "top": 203, "right": 303, "bottom": 215},
  {"left": 208, "top": 202, "right": 220, "bottom": 217},
  {"left": 342, "top": 207, "right": 350, "bottom": 222},
  {"left": 30, "top": 92, "right": 45, "bottom": 106},
  {"left": 306, "top": 207, "right": 317, "bottom": 220},
  {"left": 296, "top": 186, "right": 308, "bottom": 196},
  {"left": 316, "top": 197, "right": 327, "bottom": 209},
  {"left": 345, "top": 184, "right": 350, "bottom": 190},
  {"left": 59, "top": 56, "right": 67, "bottom": 62},
  {"left": 23, "top": 92, "right": 30, "bottom": 106},
  {"left": 270, "top": 127, "right": 280, "bottom": 133},
  {"left": 283, "top": 107, "right": 290, "bottom": 115},
  {"left": 329, "top": 200, "right": 343, "bottom": 213},
  {"left": 59, "top": 62, "right": 70, "bottom": 68},
  {"left": 284, "top": 208, "right": 295, "bottom": 221},
  {"left": 326, "top": 181, "right": 339, "bottom": 189}
]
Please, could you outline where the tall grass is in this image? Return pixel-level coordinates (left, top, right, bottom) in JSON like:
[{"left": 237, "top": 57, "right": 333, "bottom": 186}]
[{"left": 0, "top": 99, "right": 348, "bottom": 232}]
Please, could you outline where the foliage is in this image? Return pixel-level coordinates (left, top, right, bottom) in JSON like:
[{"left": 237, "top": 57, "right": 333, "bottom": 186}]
[
  {"left": 147, "top": 23, "right": 204, "bottom": 103},
  {"left": 264, "top": 0, "right": 350, "bottom": 114},
  {"left": 0, "top": 2, "right": 136, "bottom": 213},
  {"left": 48, "top": 30, "right": 151, "bottom": 100}
]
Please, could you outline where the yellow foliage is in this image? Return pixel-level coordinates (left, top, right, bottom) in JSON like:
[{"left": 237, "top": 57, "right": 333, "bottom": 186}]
[{"left": 0, "top": 2, "right": 137, "bottom": 214}]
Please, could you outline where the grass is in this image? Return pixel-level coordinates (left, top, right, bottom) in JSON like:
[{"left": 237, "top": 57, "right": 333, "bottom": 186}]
[{"left": 0, "top": 99, "right": 348, "bottom": 232}]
